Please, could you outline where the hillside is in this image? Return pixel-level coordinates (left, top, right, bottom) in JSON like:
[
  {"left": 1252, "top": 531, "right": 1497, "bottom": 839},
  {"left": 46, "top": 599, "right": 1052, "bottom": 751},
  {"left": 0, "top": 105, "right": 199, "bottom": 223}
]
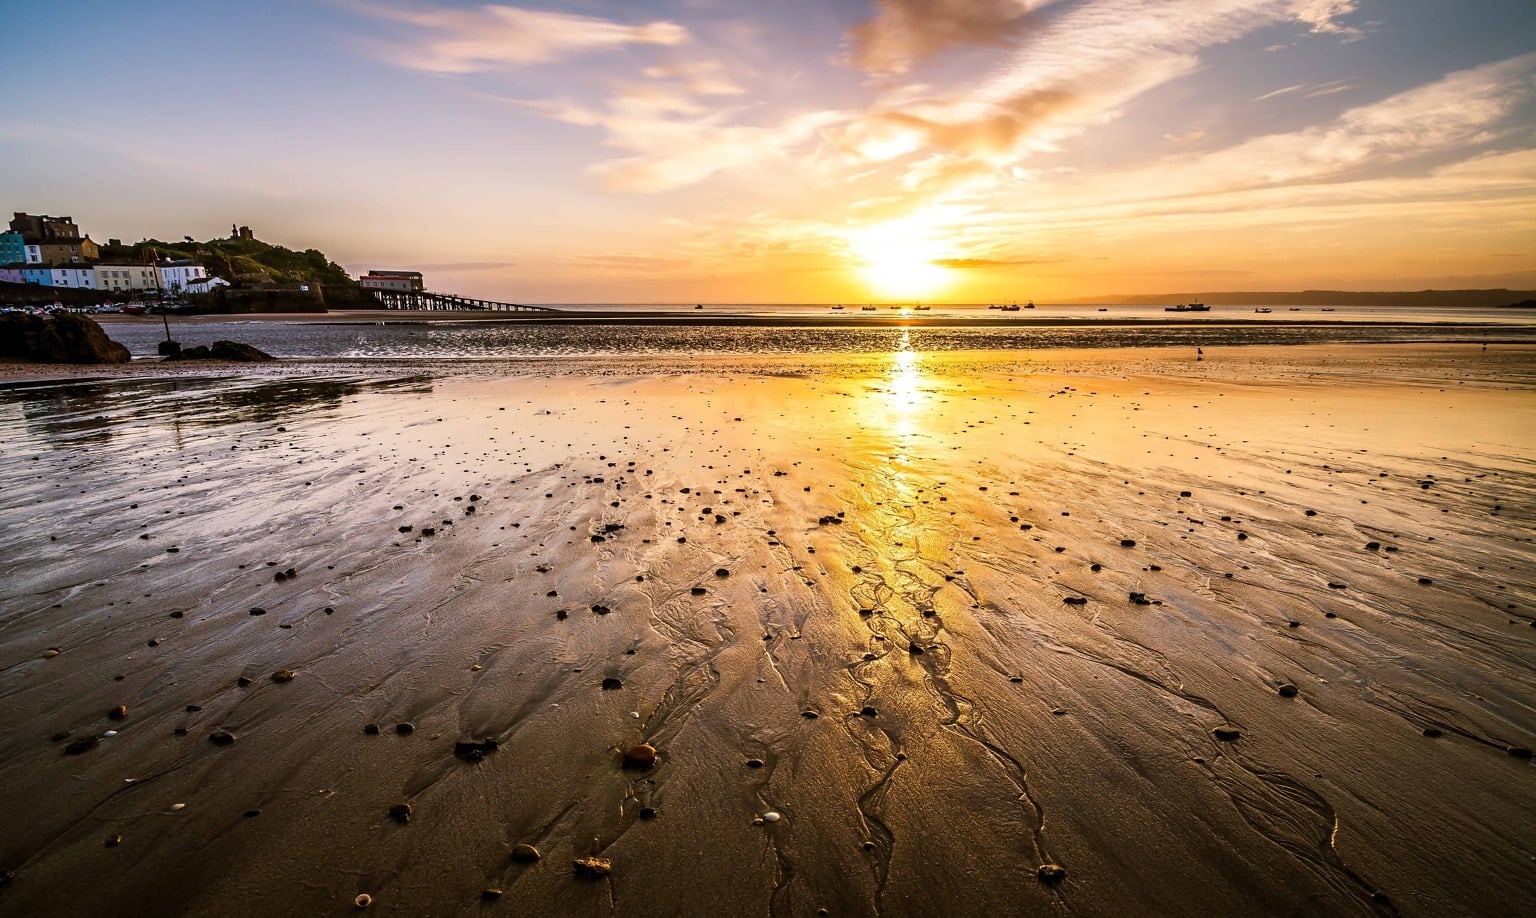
[{"left": 98, "top": 235, "right": 352, "bottom": 287}]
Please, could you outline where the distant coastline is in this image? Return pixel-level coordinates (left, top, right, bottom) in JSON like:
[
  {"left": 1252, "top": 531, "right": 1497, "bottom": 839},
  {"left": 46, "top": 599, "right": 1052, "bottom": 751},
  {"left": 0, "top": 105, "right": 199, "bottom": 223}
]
[{"left": 1060, "top": 289, "right": 1536, "bottom": 308}]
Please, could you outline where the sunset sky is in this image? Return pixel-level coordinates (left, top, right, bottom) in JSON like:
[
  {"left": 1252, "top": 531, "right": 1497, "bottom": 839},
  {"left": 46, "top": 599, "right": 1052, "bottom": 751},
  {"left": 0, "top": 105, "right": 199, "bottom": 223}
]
[{"left": 3, "top": 1, "right": 1534, "bottom": 302}]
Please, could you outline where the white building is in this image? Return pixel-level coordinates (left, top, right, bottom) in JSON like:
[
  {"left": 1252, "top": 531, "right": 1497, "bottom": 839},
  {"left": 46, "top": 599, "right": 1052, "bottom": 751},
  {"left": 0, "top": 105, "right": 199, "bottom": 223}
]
[
  {"left": 183, "top": 276, "right": 230, "bottom": 295},
  {"left": 23, "top": 244, "right": 42, "bottom": 264},
  {"left": 93, "top": 264, "right": 159, "bottom": 292},
  {"left": 158, "top": 261, "right": 209, "bottom": 293},
  {"left": 49, "top": 266, "right": 96, "bottom": 289}
]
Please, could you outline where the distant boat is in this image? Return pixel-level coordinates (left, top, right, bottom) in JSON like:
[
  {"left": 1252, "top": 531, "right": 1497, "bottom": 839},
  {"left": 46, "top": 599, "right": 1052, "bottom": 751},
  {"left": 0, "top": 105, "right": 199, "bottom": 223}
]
[
  {"left": 831, "top": 304, "right": 844, "bottom": 310},
  {"left": 1321, "top": 308, "right": 1335, "bottom": 312},
  {"left": 1000, "top": 303, "right": 1020, "bottom": 312},
  {"left": 914, "top": 304, "right": 930, "bottom": 311},
  {"left": 1289, "top": 307, "right": 1302, "bottom": 311},
  {"left": 987, "top": 304, "right": 1001, "bottom": 310},
  {"left": 1254, "top": 307, "right": 1272, "bottom": 313},
  {"left": 1025, "top": 300, "right": 1035, "bottom": 309},
  {"left": 694, "top": 304, "right": 703, "bottom": 309},
  {"left": 1097, "top": 308, "right": 1108, "bottom": 312},
  {"left": 1165, "top": 303, "right": 1210, "bottom": 312},
  {"left": 861, "top": 304, "right": 876, "bottom": 311}
]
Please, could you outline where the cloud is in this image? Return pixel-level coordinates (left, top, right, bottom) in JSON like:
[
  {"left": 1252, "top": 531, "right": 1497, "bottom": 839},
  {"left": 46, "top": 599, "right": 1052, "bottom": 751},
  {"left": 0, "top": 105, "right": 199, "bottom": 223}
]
[
  {"left": 1289, "top": 0, "right": 1361, "bottom": 36},
  {"left": 848, "top": 0, "right": 1063, "bottom": 75},
  {"left": 932, "top": 257, "right": 1047, "bottom": 268},
  {"left": 350, "top": 2, "right": 689, "bottom": 73}
]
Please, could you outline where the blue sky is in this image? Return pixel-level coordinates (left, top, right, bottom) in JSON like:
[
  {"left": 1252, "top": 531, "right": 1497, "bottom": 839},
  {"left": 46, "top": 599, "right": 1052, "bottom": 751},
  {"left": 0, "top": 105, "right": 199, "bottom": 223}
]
[{"left": 2, "top": 0, "right": 1533, "bottom": 301}]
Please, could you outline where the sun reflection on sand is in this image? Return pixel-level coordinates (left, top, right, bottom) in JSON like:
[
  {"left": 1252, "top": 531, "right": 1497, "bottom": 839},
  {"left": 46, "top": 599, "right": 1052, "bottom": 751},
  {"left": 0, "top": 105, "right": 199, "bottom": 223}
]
[{"left": 883, "top": 331, "right": 930, "bottom": 465}]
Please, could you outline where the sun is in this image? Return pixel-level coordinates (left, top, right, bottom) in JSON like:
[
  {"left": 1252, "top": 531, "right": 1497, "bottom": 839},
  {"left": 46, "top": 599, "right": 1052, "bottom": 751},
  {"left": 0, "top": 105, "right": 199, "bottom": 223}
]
[{"left": 846, "top": 218, "right": 955, "bottom": 301}]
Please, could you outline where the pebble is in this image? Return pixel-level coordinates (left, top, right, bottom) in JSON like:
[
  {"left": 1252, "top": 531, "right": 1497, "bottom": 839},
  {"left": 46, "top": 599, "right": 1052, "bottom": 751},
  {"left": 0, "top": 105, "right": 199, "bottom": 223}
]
[
  {"left": 209, "top": 731, "right": 237, "bottom": 746},
  {"left": 1509, "top": 746, "right": 1534, "bottom": 759},
  {"left": 573, "top": 857, "right": 612, "bottom": 879},
  {"left": 715, "top": 568, "right": 730, "bottom": 577},
  {"left": 354, "top": 893, "right": 373, "bottom": 909},
  {"left": 1277, "top": 683, "right": 1299, "bottom": 698},
  {"left": 1037, "top": 863, "right": 1067, "bottom": 883},
  {"left": 108, "top": 705, "right": 128, "bottom": 721},
  {"left": 639, "top": 806, "right": 657, "bottom": 819},
  {"left": 271, "top": 669, "right": 295, "bottom": 683},
  {"left": 1120, "top": 539, "right": 1136, "bottom": 547},
  {"left": 105, "top": 834, "right": 122, "bottom": 848},
  {"left": 481, "top": 888, "right": 502, "bottom": 901},
  {"left": 801, "top": 710, "right": 819, "bottom": 719},
  {"left": 388, "top": 803, "right": 413, "bottom": 824},
  {"left": 511, "top": 843, "right": 541, "bottom": 862},
  {"left": 1418, "top": 577, "right": 1434, "bottom": 585},
  {"left": 1212, "top": 726, "right": 1242, "bottom": 741},
  {"left": 363, "top": 723, "right": 380, "bottom": 735},
  {"left": 169, "top": 803, "right": 185, "bottom": 811},
  {"left": 1422, "top": 727, "right": 1442, "bottom": 738},
  {"left": 248, "top": 607, "right": 266, "bottom": 616},
  {"left": 623, "top": 743, "right": 658, "bottom": 769},
  {"left": 395, "top": 722, "right": 414, "bottom": 735},
  {"left": 860, "top": 706, "right": 878, "bottom": 717},
  {"left": 746, "top": 758, "right": 765, "bottom": 768},
  {"left": 601, "top": 677, "right": 624, "bottom": 690},
  {"left": 41, "top": 648, "right": 61, "bottom": 658},
  {"left": 762, "top": 811, "right": 782, "bottom": 823}
]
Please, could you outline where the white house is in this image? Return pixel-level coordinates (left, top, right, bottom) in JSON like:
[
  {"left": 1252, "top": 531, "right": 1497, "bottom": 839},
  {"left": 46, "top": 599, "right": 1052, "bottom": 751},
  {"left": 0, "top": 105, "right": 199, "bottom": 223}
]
[
  {"left": 182, "top": 276, "right": 230, "bottom": 295},
  {"left": 23, "top": 244, "right": 42, "bottom": 264},
  {"left": 49, "top": 266, "right": 96, "bottom": 289},
  {"left": 158, "top": 261, "right": 208, "bottom": 292},
  {"left": 93, "top": 264, "right": 160, "bottom": 292}
]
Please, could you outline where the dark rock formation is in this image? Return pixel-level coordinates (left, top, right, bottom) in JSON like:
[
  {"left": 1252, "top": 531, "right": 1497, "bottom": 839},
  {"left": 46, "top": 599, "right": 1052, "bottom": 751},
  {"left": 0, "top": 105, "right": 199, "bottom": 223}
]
[
  {"left": 0, "top": 313, "right": 131, "bottom": 364},
  {"left": 168, "top": 340, "right": 275, "bottom": 361}
]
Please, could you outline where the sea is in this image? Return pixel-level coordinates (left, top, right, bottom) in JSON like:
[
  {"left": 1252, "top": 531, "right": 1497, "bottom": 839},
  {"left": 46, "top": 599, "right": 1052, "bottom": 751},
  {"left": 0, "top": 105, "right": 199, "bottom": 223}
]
[{"left": 100, "top": 302, "right": 1536, "bottom": 360}]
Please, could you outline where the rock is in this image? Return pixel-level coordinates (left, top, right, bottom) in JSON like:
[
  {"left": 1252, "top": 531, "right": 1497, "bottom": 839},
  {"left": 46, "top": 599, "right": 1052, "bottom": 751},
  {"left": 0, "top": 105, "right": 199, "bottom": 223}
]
[
  {"left": 908, "top": 642, "right": 925, "bottom": 655},
  {"left": 690, "top": 586, "right": 707, "bottom": 596},
  {"left": 860, "top": 706, "right": 878, "bottom": 717},
  {"left": 1063, "top": 596, "right": 1087, "bottom": 606},
  {"left": 249, "top": 607, "right": 266, "bottom": 616},
  {"left": 1277, "top": 683, "right": 1299, "bottom": 698},
  {"left": 1212, "top": 726, "right": 1241, "bottom": 741},
  {"left": 762, "top": 811, "right": 782, "bottom": 823},
  {"left": 271, "top": 669, "right": 295, "bottom": 683},
  {"left": 209, "top": 731, "right": 237, "bottom": 746},
  {"left": 105, "top": 834, "right": 122, "bottom": 848},
  {"left": 41, "top": 648, "right": 61, "bottom": 658},
  {"left": 1422, "top": 727, "right": 1442, "bottom": 738},
  {"left": 454, "top": 738, "right": 499, "bottom": 761},
  {"left": 354, "top": 893, "right": 373, "bottom": 909},
  {"left": 639, "top": 806, "right": 657, "bottom": 820},
  {"left": 1417, "top": 577, "right": 1434, "bottom": 585},
  {"left": 395, "top": 722, "right": 415, "bottom": 735},
  {"left": 481, "top": 888, "right": 503, "bottom": 901},
  {"left": 801, "top": 710, "right": 819, "bottom": 719},
  {"left": 623, "top": 743, "right": 657, "bottom": 769},
  {"left": 573, "top": 857, "right": 612, "bottom": 879},
  {"left": 363, "top": 723, "right": 381, "bottom": 735},
  {"left": 167, "top": 340, "right": 275, "bottom": 362},
  {"left": 0, "top": 314, "right": 130, "bottom": 363},
  {"left": 511, "top": 843, "right": 541, "bottom": 863},
  {"left": 746, "top": 758, "right": 765, "bottom": 768},
  {"left": 1119, "top": 539, "right": 1136, "bottom": 547},
  {"left": 1365, "top": 541, "right": 1381, "bottom": 550},
  {"left": 108, "top": 705, "right": 128, "bottom": 721},
  {"left": 1509, "top": 746, "right": 1533, "bottom": 759},
  {"left": 1037, "top": 863, "right": 1067, "bottom": 883},
  {"left": 388, "top": 803, "right": 412, "bottom": 824},
  {"left": 715, "top": 568, "right": 730, "bottom": 577},
  {"left": 601, "top": 677, "right": 623, "bottom": 690}
]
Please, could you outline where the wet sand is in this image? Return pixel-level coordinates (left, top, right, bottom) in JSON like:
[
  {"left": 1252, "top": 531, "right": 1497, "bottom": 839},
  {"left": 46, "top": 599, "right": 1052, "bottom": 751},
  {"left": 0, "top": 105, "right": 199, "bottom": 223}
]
[{"left": 1, "top": 344, "right": 1533, "bottom": 916}]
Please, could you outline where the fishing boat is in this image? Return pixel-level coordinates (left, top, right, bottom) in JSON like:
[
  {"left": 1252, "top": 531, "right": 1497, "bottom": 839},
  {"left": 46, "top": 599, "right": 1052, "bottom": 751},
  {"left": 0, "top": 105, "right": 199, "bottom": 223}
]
[
  {"left": 1025, "top": 300, "right": 1035, "bottom": 309},
  {"left": 861, "top": 304, "right": 877, "bottom": 311},
  {"left": 1254, "top": 307, "right": 1272, "bottom": 313}
]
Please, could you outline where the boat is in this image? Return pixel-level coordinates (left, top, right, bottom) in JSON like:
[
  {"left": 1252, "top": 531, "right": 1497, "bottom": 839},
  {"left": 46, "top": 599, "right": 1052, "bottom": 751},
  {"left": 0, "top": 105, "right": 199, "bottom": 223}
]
[
  {"left": 1097, "top": 308, "right": 1108, "bottom": 312},
  {"left": 914, "top": 304, "right": 930, "bottom": 311},
  {"left": 831, "top": 305, "right": 844, "bottom": 310},
  {"left": 1254, "top": 307, "right": 1272, "bottom": 314},
  {"left": 1025, "top": 300, "right": 1035, "bottom": 309},
  {"left": 1164, "top": 303, "right": 1211, "bottom": 312},
  {"left": 861, "top": 304, "right": 876, "bottom": 311},
  {"left": 1321, "top": 308, "right": 1335, "bottom": 312},
  {"left": 1000, "top": 303, "right": 1020, "bottom": 312}
]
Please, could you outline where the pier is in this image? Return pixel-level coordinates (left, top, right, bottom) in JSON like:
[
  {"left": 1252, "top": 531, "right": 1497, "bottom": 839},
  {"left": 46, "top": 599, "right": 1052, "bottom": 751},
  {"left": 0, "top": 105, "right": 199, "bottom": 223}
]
[{"left": 364, "top": 289, "right": 556, "bottom": 312}]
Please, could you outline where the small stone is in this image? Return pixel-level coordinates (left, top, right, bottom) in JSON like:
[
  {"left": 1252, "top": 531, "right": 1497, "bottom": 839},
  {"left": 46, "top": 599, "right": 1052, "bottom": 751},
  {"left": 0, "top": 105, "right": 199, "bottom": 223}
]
[
  {"left": 354, "top": 893, "right": 373, "bottom": 909},
  {"left": 690, "top": 586, "right": 707, "bottom": 596},
  {"left": 169, "top": 803, "right": 185, "bottom": 811},
  {"left": 481, "top": 888, "right": 503, "bottom": 901},
  {"left": 243, "top": 809, "right": 261, "bottom": 818},
  {"left": 908, "top": 642, "right": 924, "bottom": 655},
  {"left": 209, "top": 731, "right": 236, "bottom": 746},
  {"left": 1212, "top": 726, "right": 1241, "bottom": 741},
  {"left": 248, "top": 607, "right": 266, "bottom": 616},
  {"left": 237, "top": 676, "right": 252, "bottom": 687},
  {"left": 395, "top": 722, "right": 414, "bottom": 735},
  {"left": 1037, "top": 863, "right": 1067, "bottom": 883},
  {"left": 363, "top": 723, "right": 380, "bottom": 735},
  {"left": 573, "top": 857, "right": 611, "bottom": 879},
  {"left": 1509, "top": 746, "right": 1533, "bottom": 759},
  {"left": 639, "top": 806, "right": 657, "bottom": 819},
  {"left": 1119, "top": 539, "right": 1136, "bottom": 547},
  {"left": 1418, "top": 577, "right": 1434, "bottom": 585},
  {"left": 105, "top": 834, "right": 122, "bottom": 848},
  {"left": 623, "top": 743, "right": 658, "bottom": 769},
  {"left": 801, "top": 710, "right": 819, "bottom": 719},
  {"left": 1327, "top": 582, "right": 1347, "bottom": 589},
  {"left": 1063, "top": 596, "right": 1087, "bottom": 606},
  {"left": 108, "top": 705, "right": 128, "bottom": 721},
  {"left": 511, "top": 843, "right": 541, "bottom": 863},
  {"left": 746, "top": 758, "right": 765, "bottom": 768},
  {"left": 1277, "top": 683, "right": 1299, "bottom": 698},
  {"left": 860, "top": 706, "right": 877, "bottom": 717},
  {"left": 1365, "top": 541, "right": 1381, "bottom": 550},
  {"left": 271, "top": 669, "right": 295, "bottom": 683},
  {"left": 42, "top": 648, "right": 61, "bottom": 658},
  {"left": 1422, "top": 727, "right": 1442, "bottom": 738},
  {"left": 601, "top": 677, "right": 623, "bottom": 690},
  {"left": 388, "top": 803, "right": 412, "bottom": 824},
  {"left": 762, "top": 811, "right": 782, "bottom": 823},
  {"left": 715, "top": 568, "right": 730, "bottom": 577}
]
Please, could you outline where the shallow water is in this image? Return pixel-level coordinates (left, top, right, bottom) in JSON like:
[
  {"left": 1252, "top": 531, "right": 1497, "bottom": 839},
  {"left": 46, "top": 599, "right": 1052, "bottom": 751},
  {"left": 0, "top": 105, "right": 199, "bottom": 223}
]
[{"left": 104, "top": 316, "right": 1536, "bottom": 360}]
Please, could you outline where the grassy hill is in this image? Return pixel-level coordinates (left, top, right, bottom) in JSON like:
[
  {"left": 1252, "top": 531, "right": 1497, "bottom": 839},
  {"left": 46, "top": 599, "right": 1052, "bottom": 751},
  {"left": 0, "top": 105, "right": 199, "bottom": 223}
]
[{"left": 99, "top": 235, "right": 352, "bottom": 287}]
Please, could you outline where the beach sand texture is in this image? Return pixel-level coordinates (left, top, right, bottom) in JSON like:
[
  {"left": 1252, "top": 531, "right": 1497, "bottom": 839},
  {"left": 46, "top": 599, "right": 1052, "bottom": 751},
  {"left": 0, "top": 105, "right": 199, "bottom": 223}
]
[{"left": 1, "top": 345, "right": 1533, "bottom": 916}]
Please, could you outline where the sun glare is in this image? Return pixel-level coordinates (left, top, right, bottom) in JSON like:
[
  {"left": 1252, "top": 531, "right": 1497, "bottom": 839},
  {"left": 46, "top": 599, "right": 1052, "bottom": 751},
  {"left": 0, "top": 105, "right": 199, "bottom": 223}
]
[{"left": 847, "top": 219, "right": 955, "bottom": 301}]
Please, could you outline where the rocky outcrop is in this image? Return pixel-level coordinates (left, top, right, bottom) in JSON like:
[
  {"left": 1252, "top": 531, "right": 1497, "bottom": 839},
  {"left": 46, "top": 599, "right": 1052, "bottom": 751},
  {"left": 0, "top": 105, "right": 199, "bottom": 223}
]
[
  {"left": 0, "top": 313, "right": 131, "bottom": 364},
  {"left": 167, "top": 340, "right": 275, "bottom": 362}
]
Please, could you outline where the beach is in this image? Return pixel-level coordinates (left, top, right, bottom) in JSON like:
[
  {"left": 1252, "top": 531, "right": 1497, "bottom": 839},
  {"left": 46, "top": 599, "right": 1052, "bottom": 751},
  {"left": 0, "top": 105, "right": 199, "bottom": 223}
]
[{"left": 1, "top": 340, "right": 1533, "bottom": 916}]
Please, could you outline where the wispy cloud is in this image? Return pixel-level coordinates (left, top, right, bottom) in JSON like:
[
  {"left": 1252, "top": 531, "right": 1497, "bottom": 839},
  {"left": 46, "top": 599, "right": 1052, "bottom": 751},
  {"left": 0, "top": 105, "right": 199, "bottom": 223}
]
[
  {"left": 349, "top": 2, "right": 689, "bottom": 73},
  {"left": 847, "top": 0, "right": 1065, "bottom": 75}
]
